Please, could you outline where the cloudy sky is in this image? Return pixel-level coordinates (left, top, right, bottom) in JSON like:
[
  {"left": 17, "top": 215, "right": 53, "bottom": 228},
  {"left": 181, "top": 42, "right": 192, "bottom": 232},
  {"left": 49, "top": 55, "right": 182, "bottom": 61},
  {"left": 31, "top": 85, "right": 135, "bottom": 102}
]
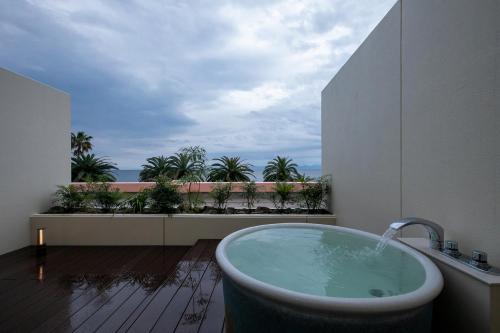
[{"left": 0, "top": 0, "right": 396, "bottom": 169}]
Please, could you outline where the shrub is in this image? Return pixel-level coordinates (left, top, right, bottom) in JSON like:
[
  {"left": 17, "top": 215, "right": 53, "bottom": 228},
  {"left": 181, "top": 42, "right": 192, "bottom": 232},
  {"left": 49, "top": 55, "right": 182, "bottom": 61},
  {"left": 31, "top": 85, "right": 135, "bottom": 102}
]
[
  {"left": 242, "top": 181, "right": 258, "bottom": 212},
  {"left": 210, "top": 183, "right": 232, "bottom": 213},
  {"left": 179, "top": 174, "right": 204, "bottom": 213},
  {"left": 149, "top": 176, "right": 182, "bottom": 213},
  {"left": 126, "top": 190, "right": 150, "bottom": 214},
  {"left": 87, "top": 181, "right": 123, "bottom": 213},
  {"left": 271, "top": 182, "right": 295, "bottom": 212},
  {"left": 299, "top": 176, "right": 330, "bottom": 214},
  {"left": 295, "top": 173, "right": 313, "bottom": 182},
  {"left": 53, "top": 184, "right": 88, "bottom": 213}
]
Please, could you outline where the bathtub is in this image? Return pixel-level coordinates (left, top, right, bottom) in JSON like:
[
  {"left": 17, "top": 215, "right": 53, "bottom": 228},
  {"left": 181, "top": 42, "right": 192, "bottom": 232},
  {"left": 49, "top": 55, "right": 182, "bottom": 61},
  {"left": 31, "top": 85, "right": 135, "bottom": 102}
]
[{"left": 215, "top": 223, "right": 443, "bottom": 333}]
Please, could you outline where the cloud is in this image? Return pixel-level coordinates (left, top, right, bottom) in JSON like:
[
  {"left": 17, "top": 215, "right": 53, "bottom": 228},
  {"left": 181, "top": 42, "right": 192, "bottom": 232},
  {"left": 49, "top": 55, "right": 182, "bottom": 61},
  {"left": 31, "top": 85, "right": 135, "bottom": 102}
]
[{"left": 0, "top": 0, "right": 397, "bottom": 169}]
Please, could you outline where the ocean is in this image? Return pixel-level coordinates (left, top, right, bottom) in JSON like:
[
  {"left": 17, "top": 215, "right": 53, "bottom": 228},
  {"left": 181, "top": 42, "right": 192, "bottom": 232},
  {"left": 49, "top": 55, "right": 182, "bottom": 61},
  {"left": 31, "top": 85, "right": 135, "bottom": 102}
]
[{"left": 112, "top": 166, "right": 322, "bottom": 182}]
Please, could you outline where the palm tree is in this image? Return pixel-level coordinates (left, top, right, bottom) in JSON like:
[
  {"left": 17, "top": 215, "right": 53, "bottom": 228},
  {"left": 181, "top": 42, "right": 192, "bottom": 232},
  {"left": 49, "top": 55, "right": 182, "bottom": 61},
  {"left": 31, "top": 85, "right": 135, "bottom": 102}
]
[
  {"left": 71, "top": 154, "right": 117, "bottom": 182},
  {"left": 179, "top": 146, "right": 206, "bottom": 163},
  {"left": 263, "top": 156, "right": 299, "bottom": 181},
  {"left": 139, "top": 156, "right": 172, "bottom": 181},
  {"left": 168, "top": 152, "right": 204, "bottom": 180},
  {"left": 208, "top": 156, "right": 254, "bottom": 182},
  {"left": 71, "top": 131, "right": 93, "bottom": 156}
]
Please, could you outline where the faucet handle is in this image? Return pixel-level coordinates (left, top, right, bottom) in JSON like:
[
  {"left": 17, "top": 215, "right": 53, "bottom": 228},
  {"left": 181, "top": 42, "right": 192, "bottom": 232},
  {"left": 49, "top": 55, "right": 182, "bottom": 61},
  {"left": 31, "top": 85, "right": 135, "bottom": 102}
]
[
  {"left": 470, "top": 250, "right": 490, "bottom": 270},
  {"left": 444, "top": 240, "right": 461, "bottom": 258},
  {"left": 471, "top": 250, "right": 487, "bottom": 263},
  {"left": 445, "top": 240, "right": 458, "bottom": 251}
]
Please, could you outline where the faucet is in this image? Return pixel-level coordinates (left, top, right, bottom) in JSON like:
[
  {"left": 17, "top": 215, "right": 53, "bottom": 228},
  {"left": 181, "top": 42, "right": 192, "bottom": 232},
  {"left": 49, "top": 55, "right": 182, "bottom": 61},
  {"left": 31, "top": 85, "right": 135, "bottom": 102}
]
[{"left": 390, "top": 217, "right": 444, "bottom": 250}]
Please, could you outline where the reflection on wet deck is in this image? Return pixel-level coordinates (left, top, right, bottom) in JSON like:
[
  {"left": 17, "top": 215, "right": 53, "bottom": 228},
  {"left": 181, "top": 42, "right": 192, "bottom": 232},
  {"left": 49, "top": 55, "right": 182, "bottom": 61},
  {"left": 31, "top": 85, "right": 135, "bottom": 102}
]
[{"left": 0, "top": 240, "right": 225, "bottom": 332}]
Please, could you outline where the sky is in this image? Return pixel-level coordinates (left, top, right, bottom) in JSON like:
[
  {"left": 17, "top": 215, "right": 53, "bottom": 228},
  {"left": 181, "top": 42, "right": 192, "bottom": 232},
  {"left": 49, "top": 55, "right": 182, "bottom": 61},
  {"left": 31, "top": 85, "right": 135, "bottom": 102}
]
[{"left": 0, "top": 0, "right": 396, "bottom": 169}]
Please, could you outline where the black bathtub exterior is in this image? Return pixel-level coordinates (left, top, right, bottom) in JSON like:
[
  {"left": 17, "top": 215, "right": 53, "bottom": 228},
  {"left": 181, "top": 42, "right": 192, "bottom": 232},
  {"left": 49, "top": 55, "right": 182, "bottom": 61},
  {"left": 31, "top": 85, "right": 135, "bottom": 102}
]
[{"left": 222, "top": 274, "right": 433, "bottom": 333}]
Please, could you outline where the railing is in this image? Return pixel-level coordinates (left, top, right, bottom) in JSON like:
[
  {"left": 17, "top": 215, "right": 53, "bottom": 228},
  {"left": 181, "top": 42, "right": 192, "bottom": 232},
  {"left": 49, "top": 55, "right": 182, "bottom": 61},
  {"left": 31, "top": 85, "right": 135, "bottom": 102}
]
[{"left": 71, "top": 182, "right": 310, "bottom": 193}]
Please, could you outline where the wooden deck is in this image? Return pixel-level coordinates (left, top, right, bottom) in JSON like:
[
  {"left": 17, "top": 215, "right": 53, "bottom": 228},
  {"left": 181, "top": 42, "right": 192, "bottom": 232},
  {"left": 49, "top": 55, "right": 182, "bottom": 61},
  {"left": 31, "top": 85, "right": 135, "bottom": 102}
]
[{"left": 0, "top": 241, "right": 225, "bottom": 332}]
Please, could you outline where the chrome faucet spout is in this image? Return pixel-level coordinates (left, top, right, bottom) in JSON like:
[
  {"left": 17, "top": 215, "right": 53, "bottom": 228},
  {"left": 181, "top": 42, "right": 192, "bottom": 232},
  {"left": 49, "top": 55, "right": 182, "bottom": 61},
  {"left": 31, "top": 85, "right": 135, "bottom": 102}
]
[{"left": 390, "top": 217, "right": 444, "bottom": 250}]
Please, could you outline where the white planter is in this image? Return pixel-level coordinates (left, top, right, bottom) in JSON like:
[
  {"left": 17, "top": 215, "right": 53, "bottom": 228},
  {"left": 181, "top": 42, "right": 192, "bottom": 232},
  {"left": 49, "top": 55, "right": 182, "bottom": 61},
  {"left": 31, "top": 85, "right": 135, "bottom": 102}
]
[{"left": 30, "top": 214, "right": 336, "bottom": 246}]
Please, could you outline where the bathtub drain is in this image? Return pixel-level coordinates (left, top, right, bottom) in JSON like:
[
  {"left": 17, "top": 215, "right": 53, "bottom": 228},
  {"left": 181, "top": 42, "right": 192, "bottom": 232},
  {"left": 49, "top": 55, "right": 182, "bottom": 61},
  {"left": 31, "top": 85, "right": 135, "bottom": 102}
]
[{"left": 369, "top": 289, "right": 384, "bottom": 297}]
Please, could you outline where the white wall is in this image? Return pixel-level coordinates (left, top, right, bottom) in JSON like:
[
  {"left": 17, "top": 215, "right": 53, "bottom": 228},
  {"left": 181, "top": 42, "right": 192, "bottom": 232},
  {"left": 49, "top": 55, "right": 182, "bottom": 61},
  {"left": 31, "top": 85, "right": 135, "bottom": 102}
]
[
  {"left": 322, "top": 2, "right": 402, "bottom": 234},
  {"left": 0, "top": 68, "right": 70, "bottom": 255},
  {"left": 322, "top": 0, "right": 500, "bottom": 266},
  {"left": 401, "top": 0, "right": 500, "bottom": 270}
]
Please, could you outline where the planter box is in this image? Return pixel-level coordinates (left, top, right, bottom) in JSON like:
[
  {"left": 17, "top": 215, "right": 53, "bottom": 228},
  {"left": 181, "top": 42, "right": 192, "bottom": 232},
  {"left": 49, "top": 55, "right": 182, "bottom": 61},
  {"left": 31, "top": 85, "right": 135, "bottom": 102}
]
[{"left": 30, "top": 214, "right": 336, "bottom": 246}]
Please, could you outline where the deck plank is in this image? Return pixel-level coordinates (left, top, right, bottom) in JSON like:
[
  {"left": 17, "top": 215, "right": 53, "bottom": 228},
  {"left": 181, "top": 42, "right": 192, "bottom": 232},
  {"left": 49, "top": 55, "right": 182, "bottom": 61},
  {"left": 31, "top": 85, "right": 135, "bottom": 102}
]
[
  {"left": 0, "top": 247, "right": 67, "bottom": 280},
  {"left": 33, "top": 247, "right": 153, "bottom": 333},
  {"left": 0, "top": 246, "right": 32, "bottom": 266},
  {"left": 0, "top": 248, "right": 92, "bottom": 323},
  {"left": 95, "top": 246, "right": 195, "bottom": 333},
  {"left": 175, "top": 259, "right": 222, "bottom": 333},
  {"left": 0, "top": 247, "right": 98, "bottom": 321},
  {"left": 123, "top": 240, "right": 212, "bottom": 333},
  {"left": 196, "top": 263, "right": 225, "bottom": 333},
  {"left": 151, "top": 240, "right": 219, "bottom": 333},
  {"left": 0, "top": 247, "right": 93, "bottom": 320},
  {"left": 0, "top": 247, "right": 79, "bottom": 297},
  {"left": 74, "top": 247, "right": 188, "bottom": 333},
  {"left": 0, "top": 242, "right": 226, "bottom": 333},
  {"left": 2, "top": 247, "right": 136, "bottom": 332}
]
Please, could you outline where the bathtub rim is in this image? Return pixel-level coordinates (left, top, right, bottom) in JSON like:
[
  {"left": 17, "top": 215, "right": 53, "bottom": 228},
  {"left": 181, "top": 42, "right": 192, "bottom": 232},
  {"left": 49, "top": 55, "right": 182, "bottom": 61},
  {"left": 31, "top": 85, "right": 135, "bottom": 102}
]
[{"left": 215, "top": 223, "right": 443, "bottom": 314}]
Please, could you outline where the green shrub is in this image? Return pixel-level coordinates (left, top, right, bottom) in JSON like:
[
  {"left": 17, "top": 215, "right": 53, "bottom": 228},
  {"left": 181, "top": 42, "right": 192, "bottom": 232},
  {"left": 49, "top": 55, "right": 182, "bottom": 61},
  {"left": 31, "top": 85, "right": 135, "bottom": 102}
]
[
  {"left": 53, "top": 184, "right": 88, "bottom": 213},
  {"left": 126, "top": 190, "right": 150, "bottom": 213},
  {"left": 149, "top": 176, "right": 182, "bottom": 213},
  {"left": 299, "top": 176, "right": 330, "bottom": 214},
  {"left": 242, "top": 181, "right": 258, "bottom": 211},
  {"left": 87, "top": 181, "right": 123, "bottom": 213},
  {"left": 295, "top": 173, "right": 313, "bottom": 182},
  {"left": 271, "top": 182, "right": 295, "bottom": 212},
  {"left": 179, "top": 174, "right": 204, "bottom": 213},
  {"left": 210, "top": 183, "right": 232, "bottom": 213}
]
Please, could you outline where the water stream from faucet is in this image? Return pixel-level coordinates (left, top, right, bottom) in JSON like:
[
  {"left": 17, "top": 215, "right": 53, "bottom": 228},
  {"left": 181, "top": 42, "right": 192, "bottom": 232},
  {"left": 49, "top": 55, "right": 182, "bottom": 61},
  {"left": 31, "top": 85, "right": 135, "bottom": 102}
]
[{"left": 375, "top": 228, "right": 398, "bottom": 254}]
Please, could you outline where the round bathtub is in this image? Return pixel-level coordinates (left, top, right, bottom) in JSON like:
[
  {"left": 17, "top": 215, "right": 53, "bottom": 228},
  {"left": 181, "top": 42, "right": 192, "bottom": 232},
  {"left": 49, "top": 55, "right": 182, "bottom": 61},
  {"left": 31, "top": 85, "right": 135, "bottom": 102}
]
[{"left": 215, "top": 223, "right": 443, "bottom": 333}]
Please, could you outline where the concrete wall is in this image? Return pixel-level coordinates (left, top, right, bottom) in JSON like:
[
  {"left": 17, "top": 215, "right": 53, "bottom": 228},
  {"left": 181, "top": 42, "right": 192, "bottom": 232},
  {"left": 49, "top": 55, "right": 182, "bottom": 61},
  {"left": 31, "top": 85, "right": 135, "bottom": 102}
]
[
  {"left": 30, "top": 214, "right": 337, "bottom": 246},
  {"left": 401, "top": 0, "right": 500, "bottom": 269},
  {"left": 322, "top": 0, "right": 500, "bottom": 267},
  {"left": 322, "top": 2, "right": 402, "bottom": 233},
  {"left": 0, "top": 68, "right": 70, "bottom": 255},
  {"left": 402, "top": 237, "right": 500, "bottom": 333}
]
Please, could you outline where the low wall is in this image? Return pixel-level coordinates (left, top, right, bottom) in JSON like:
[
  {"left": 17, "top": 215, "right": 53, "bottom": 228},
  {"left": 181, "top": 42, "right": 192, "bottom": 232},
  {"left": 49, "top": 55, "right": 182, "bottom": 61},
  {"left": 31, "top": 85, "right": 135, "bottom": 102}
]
[
  {"left": 402, "top": 238, "right": 500, "bottom": 333},
  {"left": 30, "top": 214, "right": 336, "bottom": 246}
]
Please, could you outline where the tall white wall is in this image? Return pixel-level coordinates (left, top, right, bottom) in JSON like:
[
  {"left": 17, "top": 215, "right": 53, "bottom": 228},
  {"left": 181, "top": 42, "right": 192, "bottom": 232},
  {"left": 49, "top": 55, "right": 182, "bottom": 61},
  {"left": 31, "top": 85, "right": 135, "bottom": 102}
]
[
  {"left": 322, "top": 2, "right": 401, "bottom": 234},
  {"left": 0, "top": 68, "right": 70, "bottom": 255},
  {"left": 322, "top": 0, "right": 500, "bottom": 266},
  {"left": 402, "top": 0, "right": 500, "bottom": 270}
]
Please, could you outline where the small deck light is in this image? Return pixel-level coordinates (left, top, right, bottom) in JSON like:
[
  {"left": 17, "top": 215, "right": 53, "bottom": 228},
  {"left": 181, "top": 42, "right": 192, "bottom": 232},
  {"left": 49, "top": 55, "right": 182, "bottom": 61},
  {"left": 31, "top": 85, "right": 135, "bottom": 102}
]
[{"left": 36, "top": 227, "right": 47, "bottom": 256}]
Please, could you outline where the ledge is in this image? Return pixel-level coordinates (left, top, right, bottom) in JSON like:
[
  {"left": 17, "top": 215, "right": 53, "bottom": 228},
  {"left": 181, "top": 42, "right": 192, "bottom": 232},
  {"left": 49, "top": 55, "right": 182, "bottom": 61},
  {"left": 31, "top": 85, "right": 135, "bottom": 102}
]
[
  {"left": 400, "top": 237, "right": 500, "bottom": 286},
  {"left": 30, "top": 213, "right": 336, "bottom": 246}
]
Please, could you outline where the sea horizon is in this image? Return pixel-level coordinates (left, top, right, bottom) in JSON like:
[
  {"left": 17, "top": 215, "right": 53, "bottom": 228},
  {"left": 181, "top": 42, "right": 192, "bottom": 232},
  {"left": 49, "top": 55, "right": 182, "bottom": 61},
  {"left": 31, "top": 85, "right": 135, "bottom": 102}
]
[{"left": 113, "top": 166, "right": 322, "bottom": 182}]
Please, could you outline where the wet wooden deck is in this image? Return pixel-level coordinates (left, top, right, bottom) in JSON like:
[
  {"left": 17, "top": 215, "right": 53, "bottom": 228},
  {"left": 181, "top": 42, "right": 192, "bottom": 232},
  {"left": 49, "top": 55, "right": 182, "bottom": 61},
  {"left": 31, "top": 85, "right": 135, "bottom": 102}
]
[{"left": 0, "top": 240, "right": 225, "bottom": 332}]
